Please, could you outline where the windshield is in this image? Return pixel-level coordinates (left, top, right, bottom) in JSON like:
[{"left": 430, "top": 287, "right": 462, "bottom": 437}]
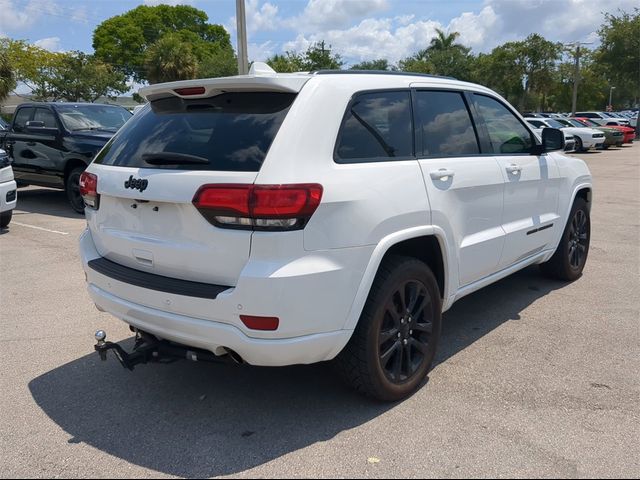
[
  {"left": 57, "top": 105, "right": 132, "bottom": 132},
  {"left": 567, "top": 119, "right": 587, "bottom": 128},
  {"left": 94, "top": 92, "right": 296, "bottom": 172},
  {"left": 544, "top": 119, "right": 565, "bottom": 129}
]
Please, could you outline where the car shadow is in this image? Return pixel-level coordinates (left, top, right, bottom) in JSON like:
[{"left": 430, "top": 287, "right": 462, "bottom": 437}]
[
  {"left": 28, "top": 266, "right": 568, "bottom": 477},
  {"left": 14, "top": 187, "right": 83, "bottom": 220}
]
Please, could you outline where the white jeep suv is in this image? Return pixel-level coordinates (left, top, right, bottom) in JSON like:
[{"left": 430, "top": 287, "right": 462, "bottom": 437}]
[
  {"left": 0, "top": 148, "right": 17, "bottom": 228},
  {"left": 79, "top": 67, "right": 592, "bottom": 401}
]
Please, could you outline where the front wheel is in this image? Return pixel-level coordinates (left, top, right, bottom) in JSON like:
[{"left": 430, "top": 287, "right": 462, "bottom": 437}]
[
  {"left": 66, "top": 167, "right": 86, "bottom": 214},
  {"left": 574, "top": 136, "right": 584, "bottom": 152},
  {"left": 0, "top": 210, "right": 12, "bottom": 228},
  {"left": 540, "top": 197, "right": 590, "bottom": 281},
  {"left": 334, "top": 256, "right": 442, "bottom": 401}
]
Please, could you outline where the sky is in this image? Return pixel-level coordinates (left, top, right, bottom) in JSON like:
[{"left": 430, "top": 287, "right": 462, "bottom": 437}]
[{"left": 0, "top": 0, "right": 637, "bottom": 67}]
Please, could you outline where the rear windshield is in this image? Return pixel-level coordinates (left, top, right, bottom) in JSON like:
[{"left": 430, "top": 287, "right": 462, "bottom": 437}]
[{"left": 93, "top": 92, "right": 296, "bottom": 172}]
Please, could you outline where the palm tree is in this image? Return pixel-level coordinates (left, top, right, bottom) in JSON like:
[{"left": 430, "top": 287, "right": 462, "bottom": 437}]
[
  {"left": 428, "top": 29, "right": 466, "bottom": 53},
  {"left": 144, "top": 34, "right": 198, "bottom": 84},
  {"left": 0, "top": 50, "right": 16, "bottom": 102}
]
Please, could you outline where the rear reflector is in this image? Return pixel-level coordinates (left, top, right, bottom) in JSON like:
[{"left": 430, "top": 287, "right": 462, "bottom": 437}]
[
  {"left": 79, "top": 171, "right": 99, "bottom": 209},
  {"left": 240, "top": 315, "right": 280, "bottom": 331},
  {"left": 174, "top": 87, "right": 206, "bottom": 96},
  {"left": 193, "top": 184, "right": 323, "bottom": 231}
]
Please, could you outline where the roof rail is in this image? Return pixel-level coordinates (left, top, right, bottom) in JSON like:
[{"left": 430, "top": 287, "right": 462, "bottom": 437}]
[{"left": 311, "top": 70, "right": 457, "bottom": 81}]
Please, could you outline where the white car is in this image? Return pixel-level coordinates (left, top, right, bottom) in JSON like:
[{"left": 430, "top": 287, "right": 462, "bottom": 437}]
[
  {"left": 526, "top": 117, "right": 604, "bottom": 152},
  {"left": 575, "top": 111, "right": 630, "bottom": 127},
  {"left": 525, "top": 122, "right": 576, "bottom": 152},
  {"left": 80, "top": 66, "right": 593, "bottom": 401},
  {"left": 0, "top": 149, "right": 17, "bottom": 228}
]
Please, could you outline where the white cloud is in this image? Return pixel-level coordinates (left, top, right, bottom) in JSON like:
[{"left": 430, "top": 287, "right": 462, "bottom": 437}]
[
  {"left": 0, "top": 0, "right": 61, "bottom": 34},
  {"left": 70, "top": 6, "right": 89, "bottom": 24},
  {"left": 287, "top": 0, "right": 389, "bottom": 32},
  {"left": 245, "top": 0, "right": 280, "bottom": 33},
  {"left": 248, "top": 40, "right": 278, "bottom": 62},
  {"left": 34, "top": 37, "right": 62, "bottom": 52},
  {"left": 143, "top": 0, "right": 193, "bottom": 5}
]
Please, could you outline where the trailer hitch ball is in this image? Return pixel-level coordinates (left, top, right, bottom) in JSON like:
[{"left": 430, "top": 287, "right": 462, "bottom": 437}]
[{"left": 95, "top": 330, "right": 107, "bottom": 361}]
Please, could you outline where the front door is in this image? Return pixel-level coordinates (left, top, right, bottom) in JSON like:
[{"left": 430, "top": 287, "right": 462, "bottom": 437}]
[
  {"left": 414, "top": 89, "right": 506, "bottom": 287},
  {"left": 472, "top": 94, "right": 561, "bottom": 270}
]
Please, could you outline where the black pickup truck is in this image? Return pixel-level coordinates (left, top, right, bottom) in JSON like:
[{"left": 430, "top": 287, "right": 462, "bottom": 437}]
[{"left": 0, "top": 103, "right": 132, "bottom": 212}]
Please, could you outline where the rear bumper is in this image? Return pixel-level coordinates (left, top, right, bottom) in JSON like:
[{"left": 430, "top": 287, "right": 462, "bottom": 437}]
[
  {"left": 87, "top": 283, "right": 351, "bottom": 366},
  {"left": 80, "top": 228, "right": 368, "bottom": 366}
]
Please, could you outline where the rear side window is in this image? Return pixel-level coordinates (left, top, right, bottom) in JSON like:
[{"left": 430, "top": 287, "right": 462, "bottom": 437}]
[
  {"left": 415, "top": 91, "right": 479, "bottom": 157},
  {"left": 34, "top": 108, "right": 58, "bottom": 129},
  {"left": 94, "top": 92, "right": 296, "bottom": 172},
  {"left": 335, "top": 91, "right": 413, "bottom": 162},
  {"left": 474, "top": 94, "right": 533, "bottom": 154}
]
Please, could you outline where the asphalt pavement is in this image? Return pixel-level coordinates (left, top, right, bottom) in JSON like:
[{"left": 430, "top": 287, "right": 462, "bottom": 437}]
[{"left": 0, "top": 144, "right": 638, "bottom": 478}]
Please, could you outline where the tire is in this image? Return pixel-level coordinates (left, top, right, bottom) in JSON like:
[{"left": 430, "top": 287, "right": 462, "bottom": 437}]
[
  {"left": 0, "top": 210, "right": 11, "bottom": 228},
  {"left": 574, "top": 136, "right": 584, "bottom": 152},
  {"left": 66, "top": 167, "right": 86, "bottom": 214},
  {"left": 540, "top": 197, "right": 590, "bottom": 281},
  {"left": 334, "top": 255, "right": 442, "bottom": 402}
]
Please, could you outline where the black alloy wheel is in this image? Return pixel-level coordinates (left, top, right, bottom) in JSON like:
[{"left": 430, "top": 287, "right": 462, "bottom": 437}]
[
  {"left": 66, "top": 167, "right": 86, "bottom": 214},
  {"left": 334, "top": 256, "right": 442, "bottom": 401},
  {"left": 378, "top": 280, "right": 434, "bottom": 384}
]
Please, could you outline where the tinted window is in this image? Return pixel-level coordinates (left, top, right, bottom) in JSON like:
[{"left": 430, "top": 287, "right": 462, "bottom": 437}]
[
  {"left": 474, "top": 95, "right": 533, "bottom": 154},
  {"left": 13, "top": 108, "right": 33, "bottom": 132},
  {"left": 56, "top": 105, "right": 131, "bottom": 132},
  {"left": 34, "top": 108, "right": 58, "bottom": 129},
  {"left": 336, "top": 91, "right": 413, "bottom": 162},
  {"left": 94, "top": 92, "right": 295, "bottom": 172},
  {"left": 415, "top": 91, "right": 479, "bottom": 157},
  {"left": 527, "top": 119, "right": 546, "bottom": 128}
]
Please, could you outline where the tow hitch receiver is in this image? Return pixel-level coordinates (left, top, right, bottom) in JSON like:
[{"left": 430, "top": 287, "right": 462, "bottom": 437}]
[{"left": 94, "top": 329, "right": 234, "bottom": 370}]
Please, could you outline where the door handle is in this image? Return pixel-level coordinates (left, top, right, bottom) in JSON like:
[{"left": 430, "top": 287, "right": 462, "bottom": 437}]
[
  {"left": 430, "top": 168, "right": 455, "bottom": 180},
  {"left": 506, "top": 164, "right": 522, "bottom": 175}
]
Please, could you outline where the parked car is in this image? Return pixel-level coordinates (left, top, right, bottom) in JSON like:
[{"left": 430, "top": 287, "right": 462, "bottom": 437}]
[
  {"left": 525, "top": 117, "right": 605, "bottom": 152},
  {"left": 0, "top": 103, "right": 132, "bottom": 212},
  {"left": 570, "top": 117, "right": 633, "bottom": 145},
  {"left": 575, "top": 111, "right": 631, "bottom": 127},
  {"left": 526, "top": 122, "right": 576, "bottom": 152},
  {"left": 0, "top": 148, "right": 17, "bottom": 228},
  {"left": 82, "top": 66, "right": 592, "bottom": 401}
]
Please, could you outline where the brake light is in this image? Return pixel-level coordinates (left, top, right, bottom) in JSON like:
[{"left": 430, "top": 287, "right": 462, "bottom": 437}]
[
  {"left": 174, "top": 87, "right": 206, "bottom": 96},
  {"left": 240, "top": 315, "right": 280, "bottom": 331},
  {"left": 193, "top": 184, "right": 323, "bottom": 231},
  {"left": 79, "top": 172, "right": 99, "bottom": 209}
]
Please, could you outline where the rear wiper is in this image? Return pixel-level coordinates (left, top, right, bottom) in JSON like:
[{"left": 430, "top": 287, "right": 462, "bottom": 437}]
[{"left": 142, "top": 152, "right": 209, "bottom": 165}]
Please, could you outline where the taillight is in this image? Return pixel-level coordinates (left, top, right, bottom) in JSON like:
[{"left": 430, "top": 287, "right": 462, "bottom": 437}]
[
  {"left": 193, "top": 184, "right": 323, "bottom": 231},
  {"left": 79, "top": 172, "right": 99, "bottom": 209}
]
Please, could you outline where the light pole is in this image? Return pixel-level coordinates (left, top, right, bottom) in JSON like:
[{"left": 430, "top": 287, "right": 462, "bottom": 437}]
[
  {"left": 566, "top": 41, "right": 593, "bottom": 116},
  {"left": 236, "top": 0, "right": 249, "bottom": 75},
  {"left": 608, "top": 86, "right": 616, "bottom": 111}
]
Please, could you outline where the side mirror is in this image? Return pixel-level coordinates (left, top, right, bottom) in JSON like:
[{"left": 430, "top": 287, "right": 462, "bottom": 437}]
[
  {"left": 26, "top": 121, "right": 46, "bottom": 129},
  {"left": 532, "top": 127, "right": 564, "bottom": 154}
]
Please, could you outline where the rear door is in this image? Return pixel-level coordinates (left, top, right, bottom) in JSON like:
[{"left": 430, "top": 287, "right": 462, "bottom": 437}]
[
  {"left": 86, "top": 91, "right": 297, "bottom": 286},
  {"left": 472, "top": 93, "right": 561, "bottom": 270},
  {"left": 414, "top": 89, "right": 506, "bottom": 287}
]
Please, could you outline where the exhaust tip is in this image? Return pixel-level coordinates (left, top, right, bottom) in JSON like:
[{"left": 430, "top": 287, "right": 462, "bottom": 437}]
[{"left": 223, "top": 348, "right": 244, "bottom": 364}]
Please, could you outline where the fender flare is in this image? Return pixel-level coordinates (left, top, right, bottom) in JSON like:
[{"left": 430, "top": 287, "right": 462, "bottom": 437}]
[{"left": 341, "top": 225, "right": 454, "bottom": 332}]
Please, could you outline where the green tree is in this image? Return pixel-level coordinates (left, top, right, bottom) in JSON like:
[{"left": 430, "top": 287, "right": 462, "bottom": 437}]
[
  {"left": 266, "top": 41, "right": 343, "bottom": 73},
  {"left": 428, "top": 29, "right": 467, "bottom": 53},
  {"left": 93, "top": 4, "right": 234, "bottom": 82},
  {"left": 49, "top": 51, "right": 128, "bottom": 101},
  {"left": 144, "top": 34, "right": 198, "bottom": 84},
  {"left": 399, "top": 30, "right": 474, "bottom": 80},
  {"left": 595, "top": 8, "right": 640, "bottom": 107},
  {"left": 350, "top": 59, "right": 391, "bottom": 71},
  {"left": 0, "top": 47, "right": 16, "bottom": 103}
]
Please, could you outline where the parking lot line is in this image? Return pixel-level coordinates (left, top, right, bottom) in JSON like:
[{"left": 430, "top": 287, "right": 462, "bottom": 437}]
[{"left": 12, "top": 221, "right": 69, "bottom": 236}]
